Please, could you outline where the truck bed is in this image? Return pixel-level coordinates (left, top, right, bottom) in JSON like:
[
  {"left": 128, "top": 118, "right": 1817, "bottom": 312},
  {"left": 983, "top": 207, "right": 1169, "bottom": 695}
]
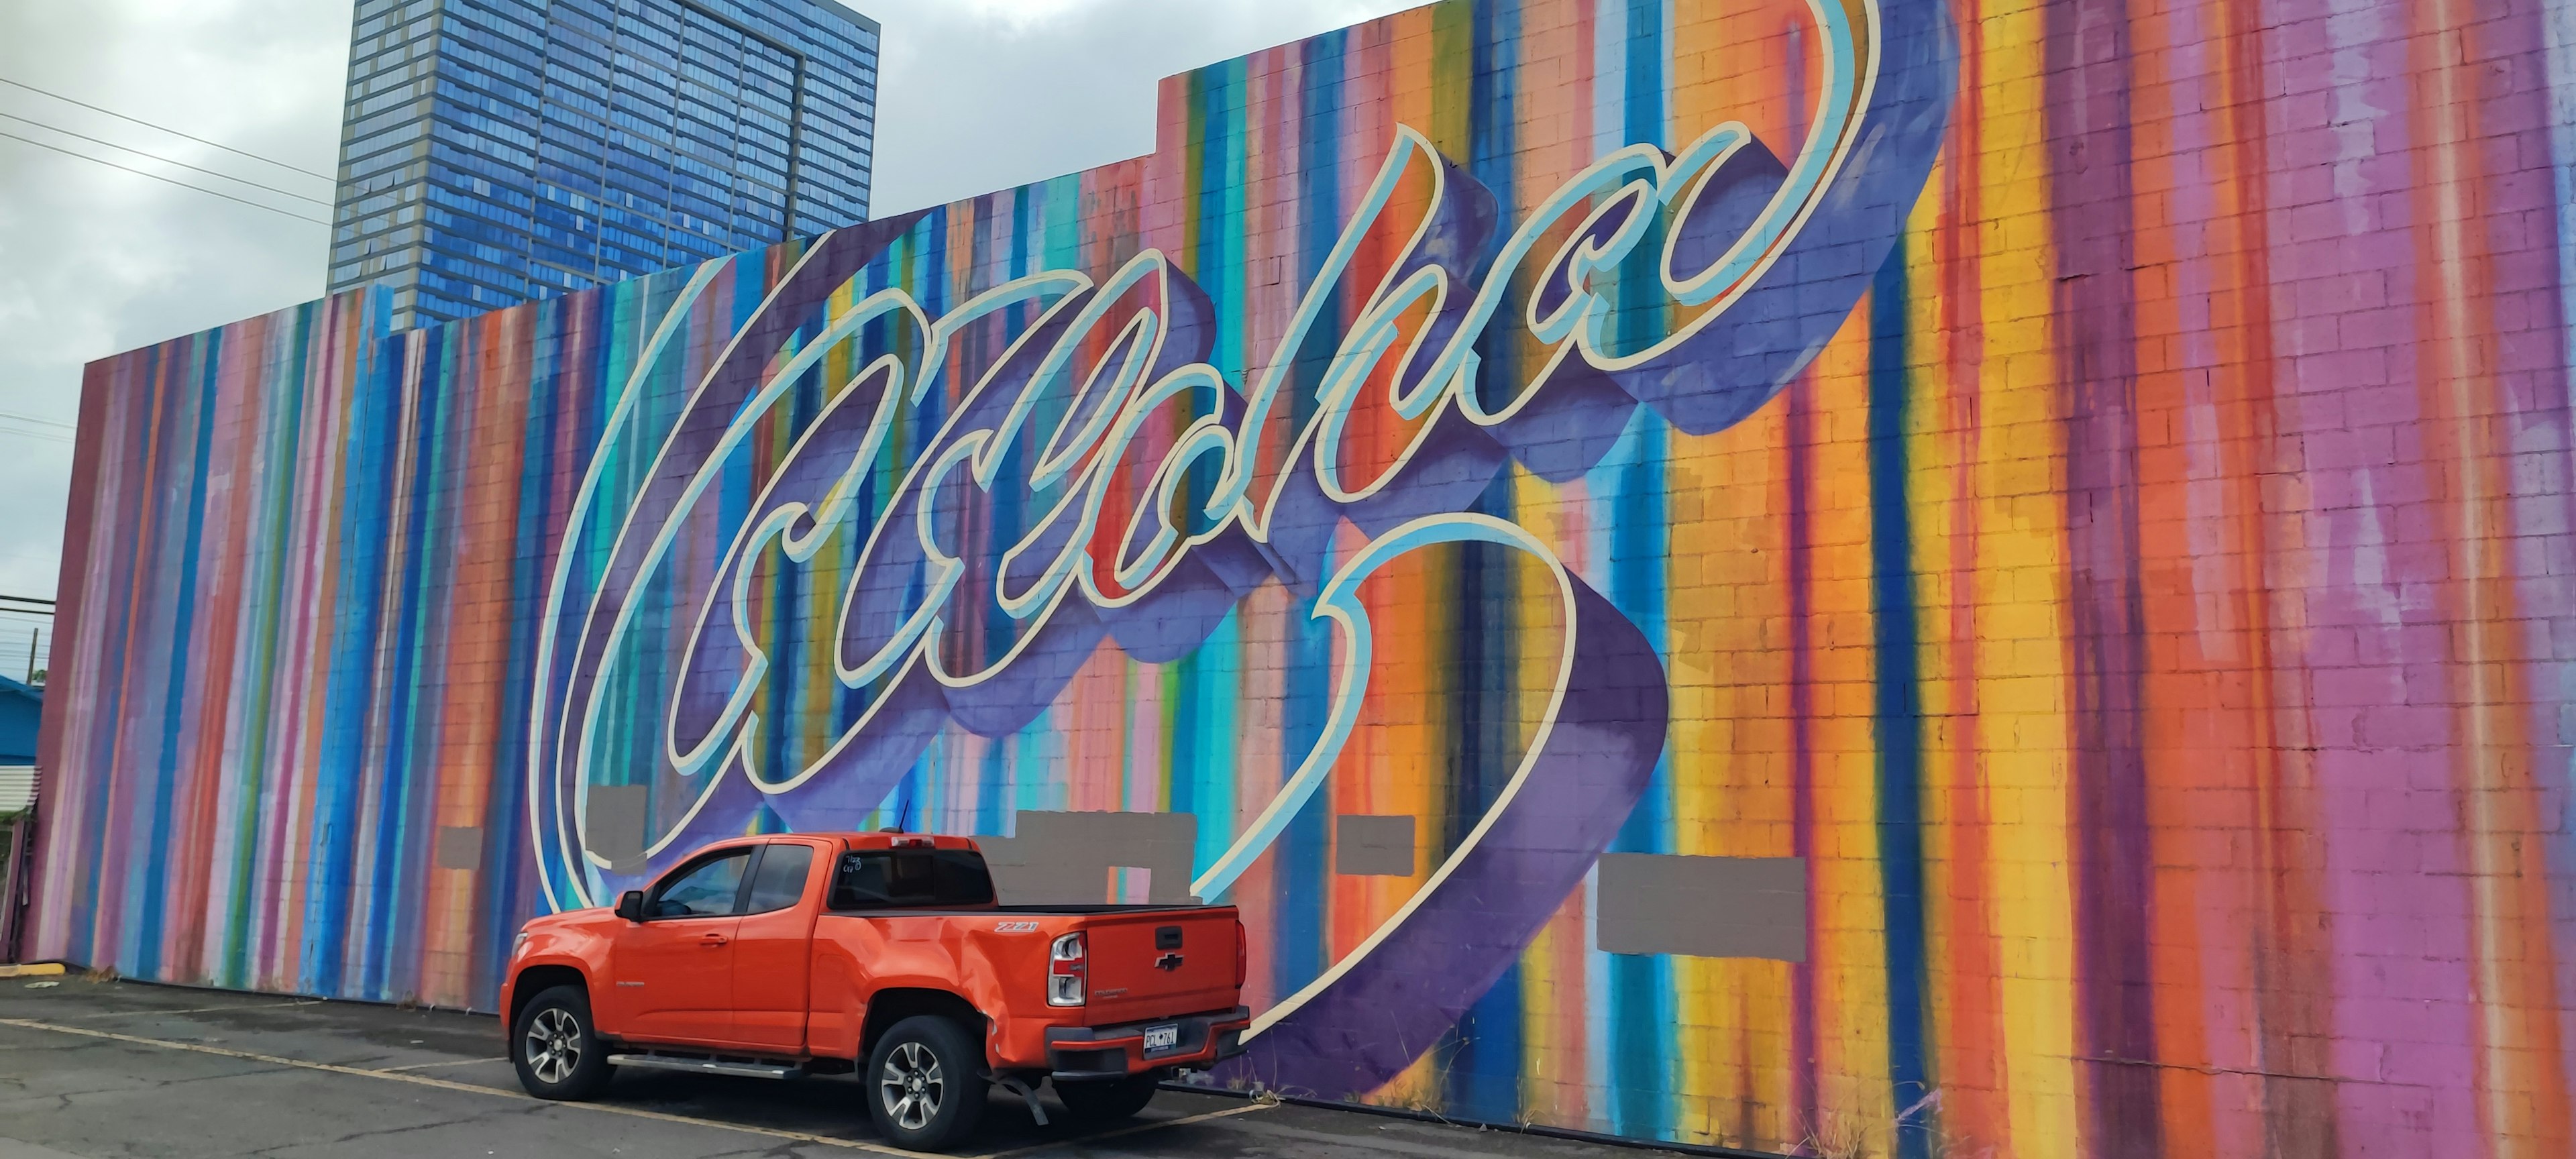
[{"left": 827, "top": 903, "right": 1212, "bottom": 916}]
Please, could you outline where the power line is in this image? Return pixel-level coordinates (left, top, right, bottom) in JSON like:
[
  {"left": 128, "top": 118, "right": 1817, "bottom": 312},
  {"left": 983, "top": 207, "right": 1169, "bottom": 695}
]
[
  {"left": 0, "top": 74, "right": 336, "bottom": 182},
  {"left": 0, "top": 411, "right": 72, "bottom": 432},
  {"left": 0, "top": 131, "right": 331, "bottom": 226},
  {"left": 0, "top": 429, "right": 72, "bottom": 447},
  {"left": 0, "top": 111, "right": 333, "bottom": 207}
]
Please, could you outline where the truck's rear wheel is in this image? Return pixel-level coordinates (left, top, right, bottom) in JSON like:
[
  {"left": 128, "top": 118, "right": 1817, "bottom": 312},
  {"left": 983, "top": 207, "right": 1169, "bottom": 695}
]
[
  {"left": 1054, "top": 1071, "right": 1161, "bottom": 1121},
  {"left": 511, "top": 985, "right": 614, "bottom": 1100},
  {"left": 866, "top": 1015, "right": 987, "bottom": 1151}
]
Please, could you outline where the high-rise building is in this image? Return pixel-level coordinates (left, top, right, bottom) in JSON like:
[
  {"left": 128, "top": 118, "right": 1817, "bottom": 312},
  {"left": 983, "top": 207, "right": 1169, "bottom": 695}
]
[{"left": 327, "top": 0, "right": 879, "bottom": 330}]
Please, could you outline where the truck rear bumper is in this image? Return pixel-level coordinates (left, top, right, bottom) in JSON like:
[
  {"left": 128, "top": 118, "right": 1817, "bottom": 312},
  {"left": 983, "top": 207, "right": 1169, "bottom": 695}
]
[{"left": 1042, "top": 1006, "right": 1252, "bottom": 1081}]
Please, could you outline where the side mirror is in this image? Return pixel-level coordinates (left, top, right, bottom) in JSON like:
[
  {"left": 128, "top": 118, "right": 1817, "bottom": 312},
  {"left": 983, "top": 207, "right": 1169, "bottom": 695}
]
[{"left": 614, "top": 891, "right": 645, "bottom": 922}]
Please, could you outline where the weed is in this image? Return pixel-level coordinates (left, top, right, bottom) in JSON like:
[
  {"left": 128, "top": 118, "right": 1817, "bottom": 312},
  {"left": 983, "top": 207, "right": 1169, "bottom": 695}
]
[{"left": 1796, "top": 1088, "right": 1950, "bottom": 1159}]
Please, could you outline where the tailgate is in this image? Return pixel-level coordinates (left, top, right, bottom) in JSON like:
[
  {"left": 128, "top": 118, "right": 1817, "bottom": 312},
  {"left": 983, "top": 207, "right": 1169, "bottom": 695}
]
[{"left": 1079, "top": 907, "right": 1238, "bottom": 1024}]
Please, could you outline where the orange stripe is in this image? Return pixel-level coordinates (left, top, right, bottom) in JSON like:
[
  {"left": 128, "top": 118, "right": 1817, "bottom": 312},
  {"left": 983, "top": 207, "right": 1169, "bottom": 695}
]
[
  {"left": 1912, "top": 0, "right": 2012, "bottom": 1144},
  {"left": 2408, "top": 2, "right": 2570, "bottom": 1153},
  {"left": 2115, "top": 4, "right": 2231, "bottom": 1152}
]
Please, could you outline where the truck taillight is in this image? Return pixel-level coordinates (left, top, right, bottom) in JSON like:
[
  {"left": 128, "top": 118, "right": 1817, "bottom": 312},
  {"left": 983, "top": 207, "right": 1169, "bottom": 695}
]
[
  {"left": 1048, "top": 932, "right": 1087, "bottom": 1007},
  {"left": 1234, "top": 920, "right": 1248, "bottom": 989}
]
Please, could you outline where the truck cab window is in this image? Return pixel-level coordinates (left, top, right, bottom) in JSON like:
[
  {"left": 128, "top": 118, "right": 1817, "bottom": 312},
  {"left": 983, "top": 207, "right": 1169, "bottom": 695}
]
[
  {"left": 743, "top": 843, "right": 815, "bottom": 914},
  {"left": 829, "top": 848, "right": 996, "bottom": 909},
  {"left": 649, "top": 850, "right": 750, "bottom": 918}
]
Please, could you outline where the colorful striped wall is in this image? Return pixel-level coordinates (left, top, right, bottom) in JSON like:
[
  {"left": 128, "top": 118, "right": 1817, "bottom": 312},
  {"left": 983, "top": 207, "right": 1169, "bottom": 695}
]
[{"left": 32, "top": 0, "right": 2576, "bottom": 1154}]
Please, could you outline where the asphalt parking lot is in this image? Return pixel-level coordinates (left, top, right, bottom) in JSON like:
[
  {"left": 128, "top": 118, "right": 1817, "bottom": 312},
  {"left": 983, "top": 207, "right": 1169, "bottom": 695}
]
[{"left": 0, "top": 975, "right": 1676, "bottom": 1159}]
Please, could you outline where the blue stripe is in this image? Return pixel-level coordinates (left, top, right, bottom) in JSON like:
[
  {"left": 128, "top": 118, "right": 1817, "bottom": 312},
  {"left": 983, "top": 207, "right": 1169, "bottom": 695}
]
[
  {"left": 1867, "top": 239, "right": 1934, "bottom": 1159},
  {"left": 368, "top": 332, "right": 449, "bottom": 997},
  {"left": 1268, "top": 24, "right": 1345, "bottom": 993},
  {"left": 1442, "top": 3, "right": 1529, "bottom": 1122},
  {"left": 1607, "top": 0, "right": 1674, "bottom": 1139},
  {"left": 133, "top": 329, "right": 225, "bottom": 977},
  {"left": 305, "top": 320, "right": 398, "bottom": 996},
  {"left": 1277, "top": 591, "right": 1332, "bottom": 990}
]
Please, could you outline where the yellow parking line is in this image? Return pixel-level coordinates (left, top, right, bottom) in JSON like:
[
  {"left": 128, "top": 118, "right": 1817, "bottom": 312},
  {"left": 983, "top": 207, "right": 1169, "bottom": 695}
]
[
  {"left": 375, "top": 1056, "right": 508, "bottom": 1072},
  {"left": 71, "top": 1000, "right": 320, "bottom": 1019},
  {"left": 0, "top": 1015, "right": 934, "bottom": 1158}
]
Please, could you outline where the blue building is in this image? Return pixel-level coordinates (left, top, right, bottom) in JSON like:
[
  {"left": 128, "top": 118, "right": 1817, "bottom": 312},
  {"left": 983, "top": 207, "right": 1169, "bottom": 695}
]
[
  {"left": 327, "top": 0, "right": 879, "bottom": 330},
  {"left": 0, "top": 676, "right": 39, "bottom": 767}
]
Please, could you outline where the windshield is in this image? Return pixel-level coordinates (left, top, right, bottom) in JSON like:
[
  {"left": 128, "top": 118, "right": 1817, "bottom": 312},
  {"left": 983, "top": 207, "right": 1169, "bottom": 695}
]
[{"left": 828, "top": 848, "right": 997, "bottom": 909}]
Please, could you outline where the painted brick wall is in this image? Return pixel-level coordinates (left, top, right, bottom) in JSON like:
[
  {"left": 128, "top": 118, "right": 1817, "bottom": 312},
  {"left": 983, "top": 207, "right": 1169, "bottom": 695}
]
[{"left": 32, "top": 0, "right": 2576, "bottom": 1154}]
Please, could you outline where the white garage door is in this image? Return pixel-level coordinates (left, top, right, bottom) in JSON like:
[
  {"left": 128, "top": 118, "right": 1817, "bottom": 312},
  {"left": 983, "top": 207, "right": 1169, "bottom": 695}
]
[{"left": 0, "top": 765, "right": 31, "bottom": 816}]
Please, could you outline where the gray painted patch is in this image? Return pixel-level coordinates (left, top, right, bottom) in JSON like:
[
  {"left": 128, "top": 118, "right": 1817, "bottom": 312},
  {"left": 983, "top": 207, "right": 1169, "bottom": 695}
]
[
  {"left": 979, "top": 811, "right": 1199, "bottom": 905},
  {"left": 587, "top": 785, "right": 651, "bottom": 871},
  {"left": 433, "top": 826, "right": 483, "bottom": 871},
  {"left": 1595, "top": 854, "right": 1806, "bottom": 961},
  {"left": 1334, "top": 815, "right": 1416, "bottom": 877}
]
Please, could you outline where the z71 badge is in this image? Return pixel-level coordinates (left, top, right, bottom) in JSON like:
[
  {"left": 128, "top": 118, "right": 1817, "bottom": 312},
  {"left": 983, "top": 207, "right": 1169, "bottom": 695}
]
[{"left": 993, "top": 921, "right": 1040, "bottom": 933}]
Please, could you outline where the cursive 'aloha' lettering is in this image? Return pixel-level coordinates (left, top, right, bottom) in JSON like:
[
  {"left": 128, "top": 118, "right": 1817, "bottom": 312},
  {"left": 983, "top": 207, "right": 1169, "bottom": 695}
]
[
  {"left": 529, "top": 0, "right": 1953, "bottom": 902},
  {"left": 527, "top": 0, "right": 1954, "bottom": 1101}
]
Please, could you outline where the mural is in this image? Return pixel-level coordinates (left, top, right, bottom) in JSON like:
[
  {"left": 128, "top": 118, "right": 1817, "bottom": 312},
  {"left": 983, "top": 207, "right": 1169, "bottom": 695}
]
[{"left": 29, "top": 0, "right": 2576, "bottom": 1156}]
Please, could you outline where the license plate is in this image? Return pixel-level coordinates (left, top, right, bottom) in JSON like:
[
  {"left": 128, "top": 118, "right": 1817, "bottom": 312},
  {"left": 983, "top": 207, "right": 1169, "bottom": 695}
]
[{"left": 1142, "top": 1024, "right": 1179, "bottom": 1052}]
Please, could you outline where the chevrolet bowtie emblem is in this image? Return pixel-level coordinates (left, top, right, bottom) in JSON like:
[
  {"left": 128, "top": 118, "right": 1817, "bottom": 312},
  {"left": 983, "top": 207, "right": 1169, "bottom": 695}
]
[{"left": 1154, "top": 952, "right": 1183, "bottom": 972}]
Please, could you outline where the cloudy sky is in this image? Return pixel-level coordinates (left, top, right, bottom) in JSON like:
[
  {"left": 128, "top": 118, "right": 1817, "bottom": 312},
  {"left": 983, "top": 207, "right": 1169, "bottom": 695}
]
[{"left": 0, "top": 0, "right": 1419, "bottom": 658}]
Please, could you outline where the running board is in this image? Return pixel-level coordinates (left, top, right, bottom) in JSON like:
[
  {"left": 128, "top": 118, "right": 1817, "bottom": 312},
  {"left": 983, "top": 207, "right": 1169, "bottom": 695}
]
[{"left": 607, "top": 1052, "right": 802, "bottom": 1080}]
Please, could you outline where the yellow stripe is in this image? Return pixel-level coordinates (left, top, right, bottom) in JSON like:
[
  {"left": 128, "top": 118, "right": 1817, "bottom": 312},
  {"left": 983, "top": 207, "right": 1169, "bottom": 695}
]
[
  {"left": 1508, "top": 463, "right": 1591, "bottom": 1129},
  {"left": 1803, "top": 294, "right": 1896, "bottom": 1145},
  {"left": 1974, "top": 4, "right": 2080, "bottom": 1148},
  {"left": 1663, "top": 392, "right": 1801, "bottom": 1151}
]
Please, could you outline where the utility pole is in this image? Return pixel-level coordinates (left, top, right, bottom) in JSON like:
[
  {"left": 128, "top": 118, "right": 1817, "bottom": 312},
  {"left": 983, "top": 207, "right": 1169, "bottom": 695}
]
[{"left": 0, "top": 596, "right": 53, "bottom": 687}]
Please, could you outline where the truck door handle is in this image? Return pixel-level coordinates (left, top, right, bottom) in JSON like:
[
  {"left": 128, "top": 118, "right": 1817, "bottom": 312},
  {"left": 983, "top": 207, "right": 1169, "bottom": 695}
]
[{"left": 700, "top": 933, "right": 729, "bottom": 946}]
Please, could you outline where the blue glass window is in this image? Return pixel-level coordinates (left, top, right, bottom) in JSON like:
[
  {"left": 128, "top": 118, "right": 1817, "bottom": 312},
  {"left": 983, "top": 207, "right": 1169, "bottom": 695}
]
[{"left": 330, "top": 0, "right": 878, "bottom": 329}]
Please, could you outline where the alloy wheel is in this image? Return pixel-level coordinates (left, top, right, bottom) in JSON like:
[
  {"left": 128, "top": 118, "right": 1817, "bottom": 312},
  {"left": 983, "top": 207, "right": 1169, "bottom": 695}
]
[
  {"left": 877, "top": 1040, "right": 945, "bottom": 1131},
  {"left": 525, "top": 1007, "right": 582, "bottom": 1085}
]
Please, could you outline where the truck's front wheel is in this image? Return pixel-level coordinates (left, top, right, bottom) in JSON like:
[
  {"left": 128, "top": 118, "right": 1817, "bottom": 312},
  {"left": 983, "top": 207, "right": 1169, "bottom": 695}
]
[
  {"left": 511, "top": 985, "right": 614, "bottom": 1101},
  {"left": 866, "top": 1015, "right": 987, "bottom": 1151}
]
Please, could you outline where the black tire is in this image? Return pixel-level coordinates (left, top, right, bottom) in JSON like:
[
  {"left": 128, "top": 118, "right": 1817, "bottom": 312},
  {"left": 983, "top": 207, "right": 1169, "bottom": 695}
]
[
  {"left": 1054, "top": 1072, "right": 1162, "bottom": 1121},
  {"left": 511, "top": 985, "right": 614, "bottom": 1101},
  {"left": 865, "top": 1015, "right": 988, "bottom": 1151}
]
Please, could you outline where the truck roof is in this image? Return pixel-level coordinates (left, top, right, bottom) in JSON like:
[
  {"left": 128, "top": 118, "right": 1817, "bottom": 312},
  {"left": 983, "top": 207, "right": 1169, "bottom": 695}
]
[{"left": 802, "top": 832, "right": 985, "bottom": 854}]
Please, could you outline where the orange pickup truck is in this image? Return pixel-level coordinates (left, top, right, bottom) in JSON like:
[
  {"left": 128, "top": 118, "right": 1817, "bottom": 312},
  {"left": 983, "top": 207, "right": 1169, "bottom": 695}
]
[{"left": 500, "top": 832, "right": 1250, "bottom": 1150}]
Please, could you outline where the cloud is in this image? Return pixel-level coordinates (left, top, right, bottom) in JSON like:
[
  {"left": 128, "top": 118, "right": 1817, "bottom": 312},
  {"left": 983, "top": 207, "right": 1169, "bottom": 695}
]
[
  {"left": 857, "top": 0, "right": 1422, "bottom": 213},
  {"left": 0, "top": 0, "right": 1419, "bottom": 608},
  {"left": 0, "top": 0, "right": 347, "bottom": 618}
]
